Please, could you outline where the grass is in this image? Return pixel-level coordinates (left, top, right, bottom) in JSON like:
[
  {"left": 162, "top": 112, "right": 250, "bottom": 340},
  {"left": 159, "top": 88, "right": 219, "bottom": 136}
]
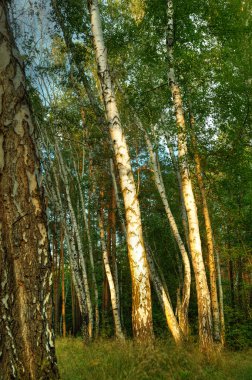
[{"left": 56, "top": 337, "right": 252, "bottom": 380}]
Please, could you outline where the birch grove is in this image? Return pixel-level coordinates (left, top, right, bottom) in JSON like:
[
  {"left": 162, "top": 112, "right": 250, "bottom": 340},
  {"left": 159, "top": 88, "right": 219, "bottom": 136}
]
[{"left": 1, "top": 0, "right": 251, "bottom": 374}]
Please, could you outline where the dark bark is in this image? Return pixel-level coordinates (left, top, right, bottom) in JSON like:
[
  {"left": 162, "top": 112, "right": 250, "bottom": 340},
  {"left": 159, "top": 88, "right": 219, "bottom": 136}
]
[{"left": 0, "top": 2, "right": 59, "bottom": 378}]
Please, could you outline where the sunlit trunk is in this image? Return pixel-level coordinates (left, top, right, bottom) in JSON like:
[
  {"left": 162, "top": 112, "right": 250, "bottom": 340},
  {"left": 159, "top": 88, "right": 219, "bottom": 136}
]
[
  {"left": 144, "top": 129, "right": 191, "bottom": 336},
  {"left": 190, "top": 113, "right": 222, "bottom": 342},
  {"left": 88, "top": 0, "right": 153, "bottom": 340},
  {"left": 166, "top": 0, "right": 213, "bottom": 351}
]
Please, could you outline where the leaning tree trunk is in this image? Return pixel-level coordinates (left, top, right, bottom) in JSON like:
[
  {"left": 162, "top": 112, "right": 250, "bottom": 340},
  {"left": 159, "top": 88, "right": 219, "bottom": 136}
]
[
  {"left": 110, "top": 153, "right": 184, "bottom": 344},
  {"left": 0, "top": 2, "right": 59, "bottom": 378},
  {"left": 190, "top": 112, "right": 222, "bottom": 343},
  {"left": 87, "top": 0, "right": 153, "bottom": 340},
  {"left": 166, "top": 0, "right": 213, "bottom": 351},
  {"left": 144, "top": 131, "right": 191, "bottom": 337},
  {"left": 56, "top": 146, "right": 94, "bottom": 339}
]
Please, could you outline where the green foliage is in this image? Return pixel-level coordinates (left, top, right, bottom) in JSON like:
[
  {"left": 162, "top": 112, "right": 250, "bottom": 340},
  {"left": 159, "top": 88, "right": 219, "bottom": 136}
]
[
  {"left": 225, "top": 307, "right": 252, "bottom": 350},
  {"left": 56, "top": 338, "right": 252, "bottom": 380}
]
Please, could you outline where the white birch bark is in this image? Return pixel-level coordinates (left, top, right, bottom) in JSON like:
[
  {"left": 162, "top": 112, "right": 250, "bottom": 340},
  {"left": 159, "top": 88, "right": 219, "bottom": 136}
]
[
  {"left": 110, "top": 149, "right": 184, "bottom": 343},
  {"left": 146, "top": 248, "right": 183, "bottom": 343},
  {"left": 166, "top": 0, "right": 213, "bottom": 351},
  {"left": 190, "top": 115, "right": 221, "bottom": 342},
  {"left": 87, "top": 0, "right": 153, "bottom": 340},
  {"left": 144, "top": 132, "right": 191, "bottom": 336}
]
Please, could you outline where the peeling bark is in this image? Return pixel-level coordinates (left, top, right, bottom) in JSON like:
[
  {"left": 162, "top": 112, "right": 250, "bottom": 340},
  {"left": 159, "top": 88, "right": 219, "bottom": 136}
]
[
  {"left": 166, "top": 0, "right": 213, "bottom": 351},
  {"left": 87, "top": 0, "right": 153, "bottom": 340},
  {"left": 0, "top": 2, "right": 59, "bottom": 378}
]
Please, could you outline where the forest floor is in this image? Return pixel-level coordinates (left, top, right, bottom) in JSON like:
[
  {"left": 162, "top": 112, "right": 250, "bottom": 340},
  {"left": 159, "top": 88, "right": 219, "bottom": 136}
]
[{"left": 56, "top": 337, "right": 252, "bottom": 380}]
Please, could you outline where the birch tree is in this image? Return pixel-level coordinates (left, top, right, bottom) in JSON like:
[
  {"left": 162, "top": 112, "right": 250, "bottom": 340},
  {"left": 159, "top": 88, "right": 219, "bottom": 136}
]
[
  {"left": 0, "top": 1, "right": 59, "bottom": 378},
  {"left": 87, "top": 0, "right": 153, "bottom": 340},
  {"left": 190, "top": 111, "right": 223, "bottom": 342},
  {"left": 166, "top": 0, "right": 213, "bottom": 351}
]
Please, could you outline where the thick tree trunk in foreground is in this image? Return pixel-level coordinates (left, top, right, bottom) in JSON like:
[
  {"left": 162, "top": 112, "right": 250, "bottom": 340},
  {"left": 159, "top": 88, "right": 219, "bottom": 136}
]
[
  {"left": 0, "top": 2, "right": 59, "bottom": 378},
  {"left": 166, "top": 0, "right": 213, "bottom": 351},
  {"left": 88, "top": 0, "right": 153, "bottom": 340},
  {"left": 190, "top": 114, "right": 222, "bottom": 342}
]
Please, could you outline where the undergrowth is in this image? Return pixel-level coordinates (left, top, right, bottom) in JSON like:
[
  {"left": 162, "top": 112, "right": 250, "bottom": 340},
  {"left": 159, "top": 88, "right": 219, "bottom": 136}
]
[{"left": 56, "top": 337, "right": 252, "bottom": 380}]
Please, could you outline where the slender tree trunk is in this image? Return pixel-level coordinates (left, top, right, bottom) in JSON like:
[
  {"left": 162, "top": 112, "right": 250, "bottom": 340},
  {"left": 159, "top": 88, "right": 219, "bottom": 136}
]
[
  {"left": 166, "top": 0, "right": 213, "bottom": 351},
  {"left": 0, "top": 2, "right": 59, "bottom": 378},
  {"left": 143, "top": 129, "right": 191, "bottom": 336},
  {"left": 75, "top": 162, "right": 99, "bottom": 338},
  {"left": 165, "top": 137, "right": 189, "bottom": 250},
  {"left": 71, "top": 270, "right": 76, "bottom": 335},
  {"left": 190, "top": 113, "right": 222, "bottom": 342},
  {"left": 110, "top": 152, "right": 184, "bottom": 344},
  {"left": 102, "top": 207, "right": 111, "bottom": 332},
  {"left": 229, "top": 258, "right": 235, "bottom": 308},
  {"left": 111, "top": 187, "right": 121, "bottom": 318},
  {"left": 56, "top": 146, "right": 94, "bottom": 339},
  {"left": 110, "top": 159, "right": 127, "bottom": 238},
  {"left": 146, "top": 249, "right": 184, "bottom": 344},
  {"left": 98, "top": 199, "right": 125, "bottom": 340},
  {"left": 51, "top": 170, "right": 89, "bottom": 339},
  {"left": 215, "top": 247, "right": 225, "bottom": 344},
  {"left": 87, "top": 0, "right": 153, "bottom": 340},
  {"left": 60, "top": 225, "right": 66, "bottom": 338},
  {"left": 52, "top": 223, "right": 60, "bottom": 336}
]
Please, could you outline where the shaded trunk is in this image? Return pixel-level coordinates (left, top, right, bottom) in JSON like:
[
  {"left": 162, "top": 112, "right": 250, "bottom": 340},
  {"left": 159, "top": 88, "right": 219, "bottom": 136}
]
[
  {"left": 229, "top": 259, "right": 235, "bottom": 308},
  {"left": 99, "top": 199, "right": 125, "bottom": 340},
  {"left": 111, "top": 187, "right": 121, "bottom": 319},
  {"left": 75, "top": 162, "right": 99, "bottom": 337},
  {"left": 50, "top": 171, "right": 89, "bottom": 340},
  {"left": 60, "top": 225, "right": 66, "bottom": 338},
  {"left": 215, "top": 247, "right": 225, "bottom": 344},
  {"left": 88, "top": 0, "right": 153, "bottom": 340},
  {"left": 166, "top": 0, "right": 213, "bottom": 351},
  {"left": 52, "top": 223, "right": 60, "bottom": 336},
  {"left": 56, "top": 146, "right": 93, "bottom": 339},
  {"left": 166, "top": 138, "right": 189, "bottom": 250},
  {"left": 0, "top": 2, "right": 59, "bottom": 378},
  {"left": 71, "top": 271, "right": 76, "bottom": 335}
]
